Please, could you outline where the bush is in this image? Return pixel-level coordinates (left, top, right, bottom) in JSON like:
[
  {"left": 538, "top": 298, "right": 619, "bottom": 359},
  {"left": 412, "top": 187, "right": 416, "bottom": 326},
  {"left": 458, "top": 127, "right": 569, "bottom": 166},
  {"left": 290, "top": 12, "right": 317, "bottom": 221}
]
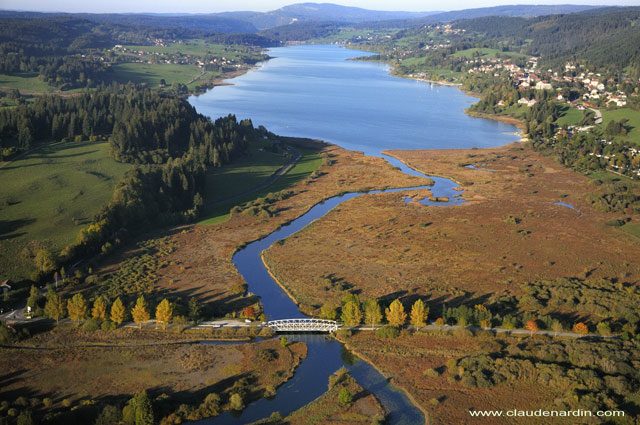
[
  {"left": 101, "top": 320, "right": 116, "bottom": 331},
  {"left": 82, "top": 318, "right": 101, "bottom": 332},
  {"left": 335, "top": 329, "right": 352, "bottom": 339},
  {"left": 424, "top": 368, "right": 440, "bottom": 378},
  {"left": 338, "top": 387, "right": 352, "bottom": 406},
  {"left": 375, "top": 326, "right": 400, "bottom": 339},
  {"left": 42, "top": 398, "right": 52, "bottom": 408}
]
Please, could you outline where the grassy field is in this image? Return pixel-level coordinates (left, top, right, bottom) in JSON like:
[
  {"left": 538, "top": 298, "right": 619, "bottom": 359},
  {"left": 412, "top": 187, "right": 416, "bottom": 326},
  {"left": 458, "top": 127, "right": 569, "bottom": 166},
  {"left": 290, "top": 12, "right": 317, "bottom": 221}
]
[
  {"left": 203, "top": 143, "right": 290, "bottom": 203},
  {"left": 123, "top": 40, "right": 251, "bottom": 59},
  {"left": 0, "top": 141, "right": 132, "bottom": 281},
  {"left": 109, "top": 63, "right": 209, "bottom": 87},
  {"left": 0, "top": 72, "right": 57, "bottom": 93},
  {"left": 197, "top": 147, "right": 323, "bottom": 225},
  {"left": 555, "top": 104, "right": 584, "bottom": 127},
  {"left": 399, "top": 57, "right": 463, "bottom": 80},
  {"left": 451, "top": 47, "right": 527, "bottom": 61},
  {"left": 601, "top": 107, "right": 640, "bottom": 145}
]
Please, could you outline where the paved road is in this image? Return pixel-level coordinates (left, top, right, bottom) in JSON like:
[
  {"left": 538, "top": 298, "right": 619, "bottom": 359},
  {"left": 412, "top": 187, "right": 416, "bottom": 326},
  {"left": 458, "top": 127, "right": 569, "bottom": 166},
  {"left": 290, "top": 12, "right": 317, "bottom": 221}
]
[
  {"left": 589, "top": 107, "right": 603, "bottom": 124},
  {"left": 2, "top": 314, "right": 613, "bottom": 341}
]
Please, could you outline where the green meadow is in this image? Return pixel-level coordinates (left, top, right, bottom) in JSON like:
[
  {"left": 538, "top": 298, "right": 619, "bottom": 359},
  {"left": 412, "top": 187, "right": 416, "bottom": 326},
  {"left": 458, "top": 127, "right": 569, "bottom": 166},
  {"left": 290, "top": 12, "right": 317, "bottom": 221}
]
[
  {"left": 556, "top": 104, "right": 584, "bottom": 127},
  {"left": 0, "top": 141, "right": 132, "bottom": 281},
  {"left": 0, "top": 72, "right": 57, "bottom": 93},
  {"left": 601, "top": 107, "right": 640, "bottom": 145},
  {"left": 110, "top": 63, "right": 209, "bottom": 87},
  {"left": 197, "top": 146, "right": 323, "bottom": 226}
]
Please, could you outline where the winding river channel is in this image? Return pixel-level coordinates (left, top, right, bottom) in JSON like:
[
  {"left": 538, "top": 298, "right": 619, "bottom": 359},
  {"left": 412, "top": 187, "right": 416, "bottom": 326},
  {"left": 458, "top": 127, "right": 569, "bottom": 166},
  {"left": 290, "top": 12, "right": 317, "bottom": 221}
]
[{"left": 189, "top": 44, "right": 519, "bottom": 424}]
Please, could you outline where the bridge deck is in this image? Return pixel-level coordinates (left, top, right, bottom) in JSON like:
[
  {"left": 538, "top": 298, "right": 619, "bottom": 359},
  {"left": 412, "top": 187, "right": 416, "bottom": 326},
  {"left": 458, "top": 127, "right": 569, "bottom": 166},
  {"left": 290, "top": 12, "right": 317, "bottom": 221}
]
[{"left": 266, "top": 318, "right": 338, "bottom": 333}]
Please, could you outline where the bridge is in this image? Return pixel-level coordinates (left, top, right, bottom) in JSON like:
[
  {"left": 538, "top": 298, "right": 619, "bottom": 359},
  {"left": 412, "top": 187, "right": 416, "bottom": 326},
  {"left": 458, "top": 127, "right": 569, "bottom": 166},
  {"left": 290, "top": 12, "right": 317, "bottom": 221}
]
[{"left": 266, "top": 318, "right": 339, "bottom": 333}]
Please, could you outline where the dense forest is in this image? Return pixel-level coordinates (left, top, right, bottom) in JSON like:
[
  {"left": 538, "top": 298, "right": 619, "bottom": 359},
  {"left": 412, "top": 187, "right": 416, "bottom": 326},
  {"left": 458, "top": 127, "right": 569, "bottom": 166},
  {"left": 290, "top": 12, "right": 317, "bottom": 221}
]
[{"left": 0, "top": 85, "right": 261, "bottom": 166}]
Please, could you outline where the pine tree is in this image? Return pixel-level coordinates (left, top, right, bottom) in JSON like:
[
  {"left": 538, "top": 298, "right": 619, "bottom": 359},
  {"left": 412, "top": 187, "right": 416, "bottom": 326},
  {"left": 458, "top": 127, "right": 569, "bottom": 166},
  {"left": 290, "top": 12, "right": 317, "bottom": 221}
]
[
  {"left": 155, "top": 298, "right": 173, "bottom": 330},
  {"left": 410, "top": 299, "right": 429, "bottom": 328},
  {"left": 341, "top": 301, "right": 362, "bottom": 327},
  {"left": 363, "top": 299, "right": 383, "bottom": 328},
  {"left": 67, "top": 293, "right": 87, "bottom": 322},
  {"left": 385, "top": 299, "right": 407, "bottom": 328},
  {"left": 92, "top": 296, "right": 108, "bottom": 320},
  {"left": 110, "top": 297, "right": 126, "bottom": 326},
  {"left": 132, "top": 296, "right": 150, "bottom": 328}
]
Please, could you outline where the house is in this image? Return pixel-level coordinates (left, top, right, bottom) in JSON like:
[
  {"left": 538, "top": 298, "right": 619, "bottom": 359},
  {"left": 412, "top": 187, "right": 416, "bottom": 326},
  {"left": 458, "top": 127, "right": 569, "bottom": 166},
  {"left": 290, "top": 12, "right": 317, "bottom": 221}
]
[
  {"left": 1, "top": 280, "right": 11, "bottom": 292},
  {"left": 535, "top": 81, "right": 553, "bottom": 90}
]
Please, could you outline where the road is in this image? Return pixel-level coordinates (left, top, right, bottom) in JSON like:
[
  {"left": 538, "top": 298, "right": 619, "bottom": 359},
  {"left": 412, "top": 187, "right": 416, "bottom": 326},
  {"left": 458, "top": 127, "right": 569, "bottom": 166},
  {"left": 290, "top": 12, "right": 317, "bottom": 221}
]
[
  {"left": 2, "top": 313, "right": 614, "bottom": 341},
  {"left": 589, "top": 107, "right": 603, "bottom": 124}
]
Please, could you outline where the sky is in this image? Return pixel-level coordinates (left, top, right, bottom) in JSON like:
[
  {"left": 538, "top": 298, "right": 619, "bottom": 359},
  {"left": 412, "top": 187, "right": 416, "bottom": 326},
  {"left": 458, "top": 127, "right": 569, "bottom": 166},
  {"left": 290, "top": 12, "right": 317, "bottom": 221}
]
[{"left": 2, "top": 0, "right": 640, "bottom": 13}]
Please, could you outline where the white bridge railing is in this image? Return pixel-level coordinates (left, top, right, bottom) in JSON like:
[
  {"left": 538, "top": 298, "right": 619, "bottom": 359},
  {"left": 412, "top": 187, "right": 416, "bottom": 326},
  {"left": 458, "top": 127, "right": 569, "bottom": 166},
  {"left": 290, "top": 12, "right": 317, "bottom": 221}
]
[{"left": 266, "top": 318, "right": 339, "bottom": 333}]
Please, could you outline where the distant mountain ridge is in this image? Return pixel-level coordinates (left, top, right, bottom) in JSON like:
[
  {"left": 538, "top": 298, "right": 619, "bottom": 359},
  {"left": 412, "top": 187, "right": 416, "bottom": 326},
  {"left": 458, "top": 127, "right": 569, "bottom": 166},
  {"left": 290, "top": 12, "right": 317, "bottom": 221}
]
[{"left": 0, "top": 3, "right": 604, "bottom": 34}]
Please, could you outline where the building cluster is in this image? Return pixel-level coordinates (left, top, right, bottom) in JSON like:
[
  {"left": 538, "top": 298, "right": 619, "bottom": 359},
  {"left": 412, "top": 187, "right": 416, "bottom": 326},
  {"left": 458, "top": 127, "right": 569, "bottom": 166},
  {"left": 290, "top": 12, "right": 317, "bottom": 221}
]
[{"left": 111, "top": 45, "right": 240, "bottom": 68}]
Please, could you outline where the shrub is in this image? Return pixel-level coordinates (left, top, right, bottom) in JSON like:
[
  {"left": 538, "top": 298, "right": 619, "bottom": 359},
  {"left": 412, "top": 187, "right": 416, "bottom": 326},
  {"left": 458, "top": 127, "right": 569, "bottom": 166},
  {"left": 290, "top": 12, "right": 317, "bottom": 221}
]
[
  {"left": 338, "top": 387, "right": 352, "bottom": 406},
  {"left": 424, "top": 368, "right": 440, "bottom": 378},
  {"left": 101, "top": 320, "right": 116, "bottom": 331},
  {"left": 264, "top": 385, "right": 276, "bottom": 399},
  {"left": 42, "top": 398, "right": 52, "bottom": 408},
  {"left": 335, "top": 329, "right": 352, "bottom": 339},
  {"left": 61, "top": 398, "right": 72, "bottom": 408},
  {"left": 573, "top": 322, "right": 589, "bottom": 335},
  {"left": 229, "top": 393, "right": 244, "bottom": 411},
  {"left": 82, "top": 317, "right": 101, "bottom": 332},
  {"left": 375, "top": 326, "right": 400, "bottom": 339}
]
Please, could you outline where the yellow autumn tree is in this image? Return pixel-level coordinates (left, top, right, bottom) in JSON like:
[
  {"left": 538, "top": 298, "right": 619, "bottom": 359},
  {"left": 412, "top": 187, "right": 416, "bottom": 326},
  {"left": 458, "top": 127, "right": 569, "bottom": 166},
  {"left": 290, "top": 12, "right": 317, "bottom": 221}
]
[
  {"left": 410, "top": 299, "right": 429, "bottom": 328},
  {"left": 67, "top": 293, "right": 87, "bottom": 322},
  {"left": 341, "top": 301, "right": 362, "bottom": 327},
  {"left": 132, "top": 296, "right": 150, "bottom": 328},
  {"left": 155, "top": 298, "right": 173, "bottom": 330},
  {"left": 91, "top": 296, "right": 108, "bottom": 320},
  {"left": 110, "top": 297, "right": 126, "bottom": 326},
  {"left": 385, "top": 299, "right": 407, "bottom": 327}
]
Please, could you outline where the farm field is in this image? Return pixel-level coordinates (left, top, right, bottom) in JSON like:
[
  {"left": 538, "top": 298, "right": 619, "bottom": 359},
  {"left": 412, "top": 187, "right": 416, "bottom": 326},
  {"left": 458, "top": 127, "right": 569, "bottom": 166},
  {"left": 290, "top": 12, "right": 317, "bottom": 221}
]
[
  {"left": 0, "top": 141, "right": 132, "bottom": 281},
  {"left": 262, "top": 143, "right": 640, "bottom": 316},
  {"left": 109, "top": 63, "right": 209, "bottom": 87},
  {"left": 122, "top": 40, "right": 255, "bottom": 59}
]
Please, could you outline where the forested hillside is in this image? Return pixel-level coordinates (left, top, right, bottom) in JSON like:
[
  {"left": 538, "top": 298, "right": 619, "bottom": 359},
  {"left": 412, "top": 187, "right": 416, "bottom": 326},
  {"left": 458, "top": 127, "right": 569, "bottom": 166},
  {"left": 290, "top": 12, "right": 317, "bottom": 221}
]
[{"left": 455, "top": 7, "right": 640, "bottom": 76}]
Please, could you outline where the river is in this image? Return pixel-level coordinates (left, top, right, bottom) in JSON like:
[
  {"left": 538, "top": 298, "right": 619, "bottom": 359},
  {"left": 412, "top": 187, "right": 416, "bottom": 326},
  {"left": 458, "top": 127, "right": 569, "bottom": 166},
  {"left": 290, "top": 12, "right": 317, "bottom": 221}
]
[{"left": 189, "top": 44, "right": 518, "bottom": 424}]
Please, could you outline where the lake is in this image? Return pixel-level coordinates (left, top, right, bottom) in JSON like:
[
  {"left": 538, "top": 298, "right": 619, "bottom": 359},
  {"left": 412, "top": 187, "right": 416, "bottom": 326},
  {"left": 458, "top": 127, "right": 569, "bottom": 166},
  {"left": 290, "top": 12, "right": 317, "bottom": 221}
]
[{"left": 189, "top": 44, "right": 518, "bottom": 156}]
